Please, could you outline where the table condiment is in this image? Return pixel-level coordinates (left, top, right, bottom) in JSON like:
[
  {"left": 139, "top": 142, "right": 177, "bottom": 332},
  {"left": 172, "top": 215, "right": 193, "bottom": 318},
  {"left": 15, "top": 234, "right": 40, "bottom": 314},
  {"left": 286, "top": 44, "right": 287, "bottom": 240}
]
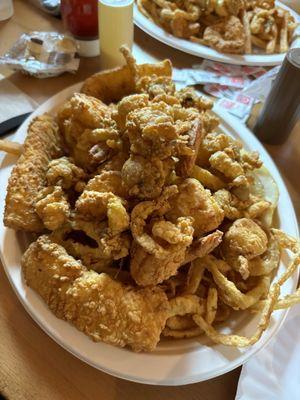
[
  {"left": 61, "top": 0, "right": 99, "bottom": 57},
  {"left": 253, "top": 48, "right": 300, "bottom": 145},
  {"left": 98, "top": 0, "right": 134, "bottom": 69}
]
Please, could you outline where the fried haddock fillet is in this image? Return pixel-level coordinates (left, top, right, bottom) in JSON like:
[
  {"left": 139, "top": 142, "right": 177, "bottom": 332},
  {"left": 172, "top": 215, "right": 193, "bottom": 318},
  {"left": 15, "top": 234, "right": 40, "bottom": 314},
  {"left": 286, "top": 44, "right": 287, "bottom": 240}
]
[
  {"left": 81, "top": 59, "right": 172, "bottom": 104},
  {"left": 4, "top": 114, "right": 64, "bottom": 232},
  {"left": 22, "top": 235, "right": 170, "bottom": 351}
]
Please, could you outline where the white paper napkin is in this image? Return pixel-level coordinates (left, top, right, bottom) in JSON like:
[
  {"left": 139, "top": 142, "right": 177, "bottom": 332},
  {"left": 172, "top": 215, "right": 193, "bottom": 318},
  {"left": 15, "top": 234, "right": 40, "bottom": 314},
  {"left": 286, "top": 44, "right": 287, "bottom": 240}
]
[{"left": 236, "top": 304, "right": 300, "bottom": 400}]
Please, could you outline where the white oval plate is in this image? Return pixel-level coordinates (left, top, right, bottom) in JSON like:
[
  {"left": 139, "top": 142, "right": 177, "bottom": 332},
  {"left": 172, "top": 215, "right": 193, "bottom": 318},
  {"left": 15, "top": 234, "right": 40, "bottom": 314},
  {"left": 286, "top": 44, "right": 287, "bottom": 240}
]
[
  {"left": 134, "top": 1, "right": 300, "bottom": 66},
  {"left": 0, "top": 83, "right": 299, "bottom": 386}
]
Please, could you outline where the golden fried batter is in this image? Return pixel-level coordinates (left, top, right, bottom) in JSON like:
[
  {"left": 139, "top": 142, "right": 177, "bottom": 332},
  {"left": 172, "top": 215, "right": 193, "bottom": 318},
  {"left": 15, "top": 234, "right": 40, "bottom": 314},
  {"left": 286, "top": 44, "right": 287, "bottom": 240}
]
[
  {"left": 122, "top": 155, "right": 174, "bottom": 199},
  {"left": 52, "top": 216, "right": 130, "bottom": 272},
  {"left": 4, "top": 114, "right": 64, "bottom": 232},
  {"left": 76, "top": 191, "right": 129, "bottom": 235},
  {"left": 46, "top": 157, "right": 86, "bottom": 192},
  {"left": 35, "top": 186, "right": 70, "bottom": 231},
  {"left": 166, "top": 178, "right": 224, "bottom": 236},
  {"left": 203, "top": 16, "right": 246, "bottom": 54},
  {"left": 130, "top": 217, "right": 194, "bottom": 286},
  {"left": 22, "top": 236, "right": 170, "bottom": 352},
  {"left": 57, "top": 93, "right": 111, "bottom": 149},
  {"left": 223, "top": 218, "right": 268, "bottom": 260}
]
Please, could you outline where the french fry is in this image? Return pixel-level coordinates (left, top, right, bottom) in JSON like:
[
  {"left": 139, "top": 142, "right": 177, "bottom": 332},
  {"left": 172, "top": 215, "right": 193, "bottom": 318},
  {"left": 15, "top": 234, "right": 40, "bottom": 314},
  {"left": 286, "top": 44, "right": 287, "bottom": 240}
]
[
  {"left": 166, "top": 315, "right": 196, "bottom": 330},
  {"left": 0, "top": 139, "right": 23, "bottom": 156},
  {"left": 266, "top": 24, "right": 278, "bottom": 54},
  {"left": 163, "top": 326, "right": 203, "bottom": 338},
  {"left": 279, "top": 11, "right": 289, "bottom": 53},
  {"left": 184, "top": 258, "right": 205, "bottom": 294},
  {"left": 193, "top": 283, "right": 280, "bottom": 347},
  {"left": 243, "top": 11, "right": 252, "bottom": 54},
  {"left": 168, "top": 295, "right": 204, "bottom": 317},
  {"left": 206, "top": 287, "right": 218, "bottom": 324},
  {"left": 251, "top": 35, "right": 267, "bottom": 49},
  {"left": 191, "top": 165, "right": 225, "bottom": 191}
]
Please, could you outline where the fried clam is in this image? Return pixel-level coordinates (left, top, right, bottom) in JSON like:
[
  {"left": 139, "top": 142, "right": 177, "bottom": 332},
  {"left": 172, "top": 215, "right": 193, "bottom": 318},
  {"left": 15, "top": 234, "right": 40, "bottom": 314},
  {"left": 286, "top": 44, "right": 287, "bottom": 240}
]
[
  {"left": 51, "top": 216, "right": 130, "bottom": 272},
  {"left": 122, "top": 154, "right": 175, "bottom": 199},
  {"left": 130, "top": 186, "right": 223, "bottom": 287},
  {"left": 221, "top": 218, "right": 270, "bottom": 279},
  {"left": 124, "top": 100, "right": 199, "bottom": 159},
  {"left": 81, "top": 170, "right": 128, "bottom": 199},
  {"left": 57, "top": 93, "right": 125, "bottom": 173},
  {"left": 175, "top": 87, "right": 214, "bottom": 112},
  {"left": 200, "top": 0, "right": 245, "bottom": 17},
  {"left": 130, "top": 186, "right": 194, "bottom": 286},
  {"left": 75, "top": 171, "right": 130, "bottom": 236},
  {"left": 22, "top": 235, "right": 170, "bottom": 352},
  {"left": 122, "top": 100, "right": 203, "bottom": 198},
  {"left": 46, "top": 156, "right": 87, "bottom": 192},
  {"left": 213, "top": 189, "right": 271, "bottom": 223},
  {"left": 35, "top": 186, "right": 71, "bottom": 231},
  {"left": 4, "top": 114, "right": 64, "bottom": 232},
  {"left": 166, "top": 178, "right": 224, "bottom": 237},
  {"left": 57, "top": 93, "right": 111, "bottom": 149}
]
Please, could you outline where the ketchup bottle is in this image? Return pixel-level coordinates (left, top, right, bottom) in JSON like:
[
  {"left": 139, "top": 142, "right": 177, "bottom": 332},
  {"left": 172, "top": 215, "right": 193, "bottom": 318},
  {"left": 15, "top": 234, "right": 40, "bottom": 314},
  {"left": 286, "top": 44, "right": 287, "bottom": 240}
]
[{"left": 61, "top": 0, "right": 99, "bottom": 57}]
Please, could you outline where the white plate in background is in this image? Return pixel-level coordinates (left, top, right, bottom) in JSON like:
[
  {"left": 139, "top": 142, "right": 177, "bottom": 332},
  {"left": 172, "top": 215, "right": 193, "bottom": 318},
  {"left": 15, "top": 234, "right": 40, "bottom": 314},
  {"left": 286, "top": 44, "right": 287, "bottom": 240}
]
[{"left": 134, "top": 1, "right": 300, "bottom": 66}]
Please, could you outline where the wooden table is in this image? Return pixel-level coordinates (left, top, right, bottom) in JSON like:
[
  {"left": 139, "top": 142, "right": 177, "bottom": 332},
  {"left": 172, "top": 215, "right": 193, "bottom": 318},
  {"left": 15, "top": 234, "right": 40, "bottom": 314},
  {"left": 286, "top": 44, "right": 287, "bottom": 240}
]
[{"left": 0, "top": 1, "right": 299, "bottom": 399}]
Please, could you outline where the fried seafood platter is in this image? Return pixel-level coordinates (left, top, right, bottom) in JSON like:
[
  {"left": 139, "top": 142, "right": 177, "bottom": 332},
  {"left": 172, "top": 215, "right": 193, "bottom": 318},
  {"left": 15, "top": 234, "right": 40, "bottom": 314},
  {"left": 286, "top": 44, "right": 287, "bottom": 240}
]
[
  {"left": 1, "top": 49, "right": 300, "bottom": 381},
  {"left": 136, "top": 0, "right": 299, "bottom": 60}
]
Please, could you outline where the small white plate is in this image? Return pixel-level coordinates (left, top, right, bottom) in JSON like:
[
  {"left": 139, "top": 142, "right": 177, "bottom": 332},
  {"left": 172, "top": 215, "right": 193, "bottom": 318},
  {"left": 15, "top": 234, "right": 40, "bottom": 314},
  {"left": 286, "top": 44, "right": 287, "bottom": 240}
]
[
  {"left": 134, "top": 1, "right": 300, "bottom": 66},
  {"left": 0, "top": 83, "right": 299, "bottom": 385}
]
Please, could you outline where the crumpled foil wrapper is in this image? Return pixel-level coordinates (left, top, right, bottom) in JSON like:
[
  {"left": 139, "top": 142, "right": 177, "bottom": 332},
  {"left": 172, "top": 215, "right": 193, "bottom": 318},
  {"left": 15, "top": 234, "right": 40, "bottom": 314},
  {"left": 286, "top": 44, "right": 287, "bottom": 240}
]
[{"left": 0, "top": 32, "right": 80, "bottom": 78}]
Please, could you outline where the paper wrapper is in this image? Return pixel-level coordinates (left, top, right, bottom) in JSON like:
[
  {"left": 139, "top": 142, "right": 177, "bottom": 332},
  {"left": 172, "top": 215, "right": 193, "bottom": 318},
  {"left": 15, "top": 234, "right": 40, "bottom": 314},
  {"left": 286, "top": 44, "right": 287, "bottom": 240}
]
[
  {"left": 0, "top": 32, "right": 80, "bottom": 78},
  {"left": 173, "top": 60, "right": 281, "bottom": 123}
]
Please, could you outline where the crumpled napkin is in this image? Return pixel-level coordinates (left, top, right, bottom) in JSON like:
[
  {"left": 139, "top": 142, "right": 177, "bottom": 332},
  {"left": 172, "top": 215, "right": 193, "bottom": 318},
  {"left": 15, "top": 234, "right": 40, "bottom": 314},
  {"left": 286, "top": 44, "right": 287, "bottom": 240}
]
[{"left": 236, "top": 303, "right": 300, "bottom": 400}]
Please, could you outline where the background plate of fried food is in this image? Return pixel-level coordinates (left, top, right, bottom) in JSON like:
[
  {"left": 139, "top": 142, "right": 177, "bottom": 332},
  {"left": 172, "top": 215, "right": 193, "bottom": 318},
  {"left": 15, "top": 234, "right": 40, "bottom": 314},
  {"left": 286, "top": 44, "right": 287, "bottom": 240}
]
[
  {"left": 135, "top": 0, "right": 300, "bottom": 66},
  {"left": 0, "top": 51, "right": 299, "bottom": 385}
]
